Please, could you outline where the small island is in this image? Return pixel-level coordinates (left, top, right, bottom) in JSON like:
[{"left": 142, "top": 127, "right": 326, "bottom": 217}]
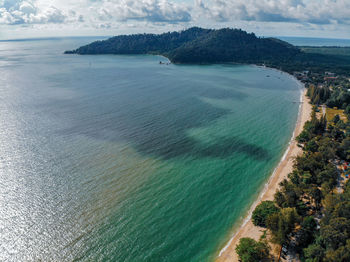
[{"left": 65, "top": 27, "right": 350, "bottom": 75}]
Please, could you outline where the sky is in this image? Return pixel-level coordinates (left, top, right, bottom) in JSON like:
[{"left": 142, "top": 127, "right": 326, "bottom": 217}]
[{"left": 1, "top": 0, "right": 350, "bottom": 40}]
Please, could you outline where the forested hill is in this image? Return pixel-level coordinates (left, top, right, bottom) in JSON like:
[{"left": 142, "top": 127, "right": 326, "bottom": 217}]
[
  {"left": 167, "top": 28, "right": 299, "bottom": 64},
  {"left": 65, "top": 27, "right": 299, "bottom": 64}
]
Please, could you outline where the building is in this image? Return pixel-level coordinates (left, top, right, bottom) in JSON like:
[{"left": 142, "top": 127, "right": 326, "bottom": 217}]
[{"left": 325, "top": 71, "right": 335, "bottom": 77}]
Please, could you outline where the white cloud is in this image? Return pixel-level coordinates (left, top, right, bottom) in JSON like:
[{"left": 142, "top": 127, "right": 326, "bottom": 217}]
[
  {"left": 19, "top": 1, "right": 35, "bottom": 14},
  {"left": 28, "top": 6, "right": 66, "bottom": 24},
  {"left": 89, "top": 0, "right": 191, "bottom": 23},
  {"left": 0, "top": 8, "right": 16, "bottom": 24},
  {"left": 2, "top": 0, "right": 350, "bottom": 26},
  {"left": 0, "top": 0, "right": 350, "bottom": 39},
  {"left": 0, "top": 0, "right": 82, "bottom": 25},
  {"left": 195, "top": 0, "right": 350, "bottom": 25},
  {"left": 0, "top": 0, "right": 191, "bottom": 26}
]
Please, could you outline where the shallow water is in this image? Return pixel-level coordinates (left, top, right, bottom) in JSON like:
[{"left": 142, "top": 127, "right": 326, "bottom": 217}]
[{"left": 0, "top": 38, "right": 300, "bottom": 261}]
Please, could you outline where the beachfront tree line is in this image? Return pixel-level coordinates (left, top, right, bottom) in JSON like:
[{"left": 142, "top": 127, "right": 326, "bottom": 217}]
[
  {"left": 307, "top": 84, "right": 350, "bottom": 109},
  {"left": 236, "top": 90, "right": 350, "bottom": 261}
]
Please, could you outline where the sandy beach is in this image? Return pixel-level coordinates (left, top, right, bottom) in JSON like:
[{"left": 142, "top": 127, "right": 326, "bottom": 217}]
[{"left": 216, "top": 88, "right": 312, "bottom": 262}]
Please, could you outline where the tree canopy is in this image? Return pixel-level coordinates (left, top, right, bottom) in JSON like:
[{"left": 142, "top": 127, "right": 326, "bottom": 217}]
[
  {"left": 252, "top": 201, "right": 280, "bottom": 227},
  {"left": 235, "top": 238, "right": 270, "bottom": 262}
]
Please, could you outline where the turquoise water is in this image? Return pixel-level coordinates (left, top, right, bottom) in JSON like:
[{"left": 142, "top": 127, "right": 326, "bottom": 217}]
[{"left": 0, "top": 38, "right": 301, "bottom": 261}]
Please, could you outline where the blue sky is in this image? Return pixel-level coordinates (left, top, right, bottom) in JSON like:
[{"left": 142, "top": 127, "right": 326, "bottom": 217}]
[{"left": 1, "top": 0, "right": 350, "bottom": 40}]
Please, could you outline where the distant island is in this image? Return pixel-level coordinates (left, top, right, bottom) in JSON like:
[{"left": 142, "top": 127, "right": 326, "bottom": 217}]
[{"left": 65, "top": 27, "right": 350, "bottom": 74}]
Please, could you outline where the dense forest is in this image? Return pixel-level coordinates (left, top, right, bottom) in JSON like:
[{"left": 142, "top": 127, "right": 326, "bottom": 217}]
[
  {"left": 166, "top": 28, "right": 299, "bottom": 64},
  {"left": 65, "top": 27, "right": 299, "bottom": 63},
  {"left": 65, "top": 27, "right": 350, "bottom": 74},
  {"left": 65, "top": 27, "right": 212, "bottom": 55}
]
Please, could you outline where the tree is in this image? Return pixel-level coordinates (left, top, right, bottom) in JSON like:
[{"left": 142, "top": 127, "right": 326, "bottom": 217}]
[
  {"left": 317, "top": 164, "right": 338, "bottom": 186},
  {"left": 338, "top": 136, "right": 350, "bottom": 161},
  {"left": 296, "top": 129, "right": 310, "bottom": 143},
  {"left": 266, "top": 207, "right": 300, "bottom": 245},
  {"left": 325, "top": 239, "right": 350, "bottom": 262},
  {"left": 296, "top": 216, "right": 317, "bottom": 249},
  {"left": 317, "top": 137, "right": 336, "bottom": 161},
  {"left": 333, "top": 201, "right": 350, "bottom": 219},
  {"left": 309, "top": 187, "right": 322, "bottom": 210},
  {"left": 345, "top": 104, "right": 350, "bottom": 116},
  {"left": 320, "top": 183, "right": 331, "bottom": 198},
  {"left": 305, "top": 139, "right": 318, "bottom": 153},
  {"left": 333, "top": 114, "right": 340, "bottom": 124},
  {"left": 320, "top": 218, "right": 350, "bottom": 250},
  {"left": 252, "top": 201, "right": 280, "bottom": 227},
  {"left": 303, "top": 243, "right": 324, "bottom": 262},
  {"left": 274, "top": 190, "right": 286, "bottom": 208},
  {"left": 235, "top": 238, "right": 270, "bottom": 262},
  {"left": 274, "top": 180, "right": 302, "bottom": 208}
]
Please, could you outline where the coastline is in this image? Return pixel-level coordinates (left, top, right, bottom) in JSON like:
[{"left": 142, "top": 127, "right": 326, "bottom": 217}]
[{"left": 216, "top": 86, "right": 312, "bottom": 262}]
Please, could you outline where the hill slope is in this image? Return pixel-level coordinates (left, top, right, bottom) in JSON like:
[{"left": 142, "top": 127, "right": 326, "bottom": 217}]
[
  {"left": 167, "top": 28, "right": 298, "bottom": 63},
  {"left": 65, "top": 27, "right": 212, "bottom": 55}
]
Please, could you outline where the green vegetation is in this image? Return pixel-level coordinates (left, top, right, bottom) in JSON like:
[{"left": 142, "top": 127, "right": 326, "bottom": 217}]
[
  {"left": 235, "top": 238, "right": 270, "bottom": 262},
  {"left": 326, "top": 108, "right": 347, "bottom": 123},
  {"left": 298, "top": 47, "right": 350, "bottom": 74},
  {"left": 252, "top": 201, "right": 279, "bottom": 227},
  {"left": 303, "top": 185, "right": 350, "bottom": 261},
  {"left": 307, "top": 85, "right": 330, "bottom": 105},
  {"left": 301, "top": 47, "right": 350, "bottom": 57},
  {"left": 65, "top": 27, "right": 213, "bottom": 55},
  {"left": 305, "top": 72, "right": 350, "bottom": 109},
  {"left": 272, "top": 52, "right": 350, "bottom": 75},
  {"left": 65, "top": 27, "right": 300, "bottom": 66},
  {"left": 167, "top": 29, "right": 299, "bottom": 64},
  {"left": 326, "top": 86, "right": 350, "bottom": 108},
  {"left": 266, "top": 207, "right": 300, "bottom": 245}
]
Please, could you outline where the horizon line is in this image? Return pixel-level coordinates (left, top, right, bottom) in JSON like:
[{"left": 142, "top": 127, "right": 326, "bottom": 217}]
[{"left": 1, "top": 33, "right": 350, "bottom": 43}]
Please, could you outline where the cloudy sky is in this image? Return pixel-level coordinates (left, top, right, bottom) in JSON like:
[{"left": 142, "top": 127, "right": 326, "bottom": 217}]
[{"left": 1, "top": 0, "right": 350, "bottom": 40}]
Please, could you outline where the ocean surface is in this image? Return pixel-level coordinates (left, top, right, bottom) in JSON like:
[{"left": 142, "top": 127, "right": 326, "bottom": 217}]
[
  {"left": 278, "top": 36, "right": 350, "bottom": 46},
  {"left": 0, "top": 37, "right": 301, "bottom": 261}
]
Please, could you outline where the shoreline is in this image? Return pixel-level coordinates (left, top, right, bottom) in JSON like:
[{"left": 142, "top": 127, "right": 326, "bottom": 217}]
[{"left": 216, "top": 84, "right": 312, "bottom": 262}]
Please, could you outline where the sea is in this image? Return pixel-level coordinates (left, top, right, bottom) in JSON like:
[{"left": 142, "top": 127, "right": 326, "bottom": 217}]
[
  {"left": 0, "top": 36, "right": 308, "bottom": 261},
  {"left": 278, "top": 36, "right": 350, "bottom": 46}
]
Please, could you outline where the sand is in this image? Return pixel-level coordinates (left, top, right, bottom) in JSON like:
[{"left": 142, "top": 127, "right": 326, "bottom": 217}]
[{"left": 216, "top": 88, "right": 312, "bottom": 262}]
